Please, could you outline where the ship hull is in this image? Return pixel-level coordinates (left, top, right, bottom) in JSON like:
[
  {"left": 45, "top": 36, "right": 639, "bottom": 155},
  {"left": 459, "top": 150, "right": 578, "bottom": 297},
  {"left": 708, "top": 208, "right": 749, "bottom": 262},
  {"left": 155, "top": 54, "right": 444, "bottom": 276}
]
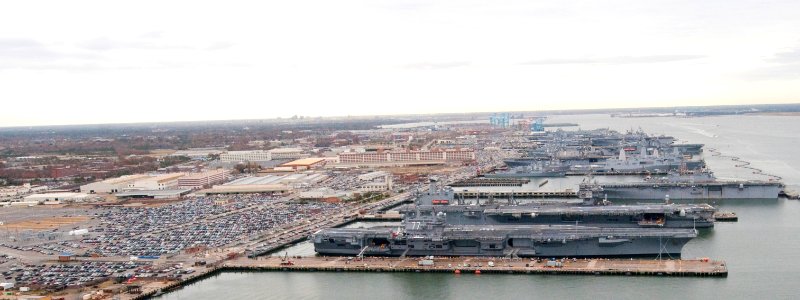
[
  {"left": 594, "top": 183, "right": 782, "bottom": 200},
  {"left": 440, "top": 213, "right": 713, "bottom": 228},
  {"left": 484, "top": 171, "right": 566, "bottom": 178},
  {"left": 504, "top": 159, "right": 541, "bottom": 167},
  {"left": 570, "top": 160, "right": 705, "bottom": 174},
  {"left": 313, "top": 236, "right": 692, "bottom": 258},
  {"left": 312, "top": 226, "right": 696, "bottom": 258}
]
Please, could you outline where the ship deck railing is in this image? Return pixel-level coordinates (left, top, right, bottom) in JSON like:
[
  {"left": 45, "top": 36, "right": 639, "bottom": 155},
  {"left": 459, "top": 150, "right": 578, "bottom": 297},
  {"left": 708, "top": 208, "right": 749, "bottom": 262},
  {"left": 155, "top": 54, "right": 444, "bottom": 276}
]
[
  {"left": 586, "top": 181, "right": 781, "bottom": 188},
  {"left": 442, "top": 227, "right": 697, "bottom": 240}
]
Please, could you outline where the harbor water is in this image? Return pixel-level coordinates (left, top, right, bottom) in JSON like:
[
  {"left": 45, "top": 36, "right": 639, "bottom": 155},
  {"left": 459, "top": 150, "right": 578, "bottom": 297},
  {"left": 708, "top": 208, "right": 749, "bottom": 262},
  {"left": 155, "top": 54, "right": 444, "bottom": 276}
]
[{"left": 158, "top": 114, "right": 800, "bottom": 300}]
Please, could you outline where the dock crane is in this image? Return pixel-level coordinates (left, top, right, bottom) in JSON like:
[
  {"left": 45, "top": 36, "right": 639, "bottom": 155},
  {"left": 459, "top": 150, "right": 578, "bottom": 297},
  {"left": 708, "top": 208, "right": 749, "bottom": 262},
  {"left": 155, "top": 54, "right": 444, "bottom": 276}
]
[{"left": 280, "top": 251, "right": 294, "bottom": 266}]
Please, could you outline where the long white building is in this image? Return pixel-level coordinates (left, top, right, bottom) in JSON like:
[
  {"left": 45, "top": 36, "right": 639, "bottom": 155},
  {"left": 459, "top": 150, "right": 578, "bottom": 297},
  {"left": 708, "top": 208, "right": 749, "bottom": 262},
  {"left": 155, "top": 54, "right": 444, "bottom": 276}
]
[
  {"left": 268, "top": 148, "right": 306, "bottom": 160},
  {"left": 24, "top": 192, "right": 90, "bottom": 204},
  {"left": 338, "top": 149, "right": 475, "bottom": 165},
  {"left": 219, "top": 148, "right": 306, "bottom": 162},
  {"left": 220, "top": 150, "right": 272, "bottom": 162},
  {"left": 178, "top": 169, "right": 230, "bottom": 189},
  {"left": 80, "top": 173, "right": 185, "bottom": 194}
]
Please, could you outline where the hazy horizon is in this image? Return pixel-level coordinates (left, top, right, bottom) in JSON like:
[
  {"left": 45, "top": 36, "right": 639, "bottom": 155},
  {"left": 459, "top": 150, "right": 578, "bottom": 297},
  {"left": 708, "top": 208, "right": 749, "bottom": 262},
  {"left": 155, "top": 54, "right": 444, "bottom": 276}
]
[
  {"left": 2, "top": 0, "right": 800, "bottom": 127},
  {"left": 0, "top": 102, "right": 796, "bottom": 129}
]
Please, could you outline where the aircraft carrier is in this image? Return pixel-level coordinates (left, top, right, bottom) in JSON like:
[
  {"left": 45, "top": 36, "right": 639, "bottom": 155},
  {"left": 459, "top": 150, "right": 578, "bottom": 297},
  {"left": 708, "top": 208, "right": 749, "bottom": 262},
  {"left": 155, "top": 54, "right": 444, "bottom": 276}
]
[
  {"left": 503, "top": 128, "right": 705, "bottom": 172},
  {"left": 311, "top": 212, "right": 697, "bottom": 257},
  {"left": 403, "top": 204, "right": 715, "bottom": 228},
  {"left": 312, "top": 183, "right": 701, "bottom": 257},
  {"left": 580, "top": 172, "right": 783, "bottom": 200},
  {"left": 406, "top": 185, "right": 716, "bottom": 228},
  {"left": 484, "top": 162, "right": 568, "bottom": 178}
]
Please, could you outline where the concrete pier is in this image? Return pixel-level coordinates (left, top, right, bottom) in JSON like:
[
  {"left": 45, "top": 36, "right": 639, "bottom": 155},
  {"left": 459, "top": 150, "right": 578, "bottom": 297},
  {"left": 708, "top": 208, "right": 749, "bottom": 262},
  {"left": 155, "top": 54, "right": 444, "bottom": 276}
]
[
  {"left": 454, "top": 190, "right": 578, "bottom": 199},
  {"left": 225, "top": 256, "right": 728, "bottom": 277},
  {"left": 780, "top": 189, "right": 799, "bottom": 200},
  {"left": 451, "top": 178, "right": 531, "bottom": 187},
  {"left": 714, "top": 212, "right": 738, "bottom": 222},
  {"left": 126, "top": 256, "right": 727, "bottom": 299},
  {"left": 565, "top": 171, "right": 668, "bottom": 176}
]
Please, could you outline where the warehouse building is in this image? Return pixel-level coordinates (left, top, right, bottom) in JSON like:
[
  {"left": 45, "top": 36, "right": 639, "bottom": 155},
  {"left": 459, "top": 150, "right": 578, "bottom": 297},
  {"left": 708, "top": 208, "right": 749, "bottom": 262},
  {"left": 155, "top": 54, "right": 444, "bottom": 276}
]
[
  {"left": 200, "top": 173, "right": 328, "bottom": 195},
  {"left": 219, "top": 148, "right": 307, "bottom": 163},
  {"left": 337, "top": 148, "right": 475, "bottom": 166},
  {"left": 80, "top": 173, "right": 185, "bottom": 194},
  {"left": 178, "top": 169, "right": 230, "bottom": 189},
  {"left": 80, "top": 174, "right": 150, "bottom": 194},
  {"left": 277, "top": 158, "right": 326, "bottom": 171},
  {"left": 24, "top": 192, "right": 90, "bottom": 204}
]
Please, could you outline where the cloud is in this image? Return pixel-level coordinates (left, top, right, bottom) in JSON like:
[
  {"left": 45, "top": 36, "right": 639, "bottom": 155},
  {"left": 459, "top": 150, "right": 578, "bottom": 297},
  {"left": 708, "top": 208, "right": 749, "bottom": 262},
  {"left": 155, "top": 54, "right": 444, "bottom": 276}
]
[
  {"left": 139, "top": 31, "right": 165, "bottom": 39},
  {"left": 404, "top": 61, "right": 471, "bottom": 69},
  {"left": 206, "top": 41, "right": 235, "bottom": 50},
  {"left": 0, "top": 38, "right": 99, "bottom": 63},
  {"left": 519, "top": 55, "right": 706, "bottom": 65},
  {"left": 0, "top": 63, "right": 138, "bottom": 71},
  {"left": 378, "top": 0, "right": 435, "bottom": 11},
  {"left": 0, "top": 38, "right": 65, "bottom": 60},
  {"left": 768, "top": 47, "right": 800, "bottom": 64},
  {"left": 746, "top": 63, "right": 800, "bottom": 80},
  {"left": 79, "top": 37, "right": 191, "bottom": 51},
  {"left": 746, "top": 44, "right": 800, "bottom": 80}
]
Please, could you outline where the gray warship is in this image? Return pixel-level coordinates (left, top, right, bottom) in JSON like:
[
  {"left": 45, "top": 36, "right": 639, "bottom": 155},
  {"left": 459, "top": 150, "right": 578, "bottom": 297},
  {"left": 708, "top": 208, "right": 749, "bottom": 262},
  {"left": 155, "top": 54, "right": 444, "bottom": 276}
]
[
  {"left": 311, "top": 212, "right": 697, "bottom": 258},
  {"left": 409, "top": 185, "right": 716, "bottom": 228},
  {"left": 312, "top": 183, "right": 700, "bottom": 257},
  {"left": 580, "top": 170, "right": 783, "bottom": 200},
  {"left": 485, "top": 161, "right": 568, "bottom": 178},
  {"left": 567, "top": 148, "right": 704, "bottom": 174},
  {"left": 505, "top": 128, "right": 705, "bottom": 172}
]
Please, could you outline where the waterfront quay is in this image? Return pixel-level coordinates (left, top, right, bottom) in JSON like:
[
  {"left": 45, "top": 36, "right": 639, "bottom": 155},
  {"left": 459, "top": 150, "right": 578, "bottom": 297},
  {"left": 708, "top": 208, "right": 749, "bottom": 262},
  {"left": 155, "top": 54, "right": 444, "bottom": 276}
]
[
  {"left": 454, "top": 190, "right": 578, "bottom": 198},
  {"left": 120, "top": 256, "right": 727, "bottom": 299},
  {"left": 123, "top": 256, "right": 728, "bottom": 299},
  {"left": 450, "top": 178, "right": 531, "bottom": 187},
  {"left": 226, "top": 256, "right": 728, "bottom": 277}
]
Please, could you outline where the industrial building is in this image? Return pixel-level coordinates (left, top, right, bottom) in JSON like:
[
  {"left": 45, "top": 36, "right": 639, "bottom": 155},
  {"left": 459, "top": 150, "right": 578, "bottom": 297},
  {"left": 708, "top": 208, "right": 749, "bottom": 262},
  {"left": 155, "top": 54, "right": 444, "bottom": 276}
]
[
  {"left": 268, "top": 148, "right": 306, "bottom": 160},
  {"left": 80, "top": 173, "right": 185, "bottom": 194},
  {"left": 219, "top": 148, "right": 307, "bottom": 163},
  {"left": 357, "top": 171, "right": 390, "bottom": 181},
  {"left": 201, "top": 173, "right": 328, "bottom": 195},
  {"left": 178, "top": 169, "right": 230, "bottom": 189},
  {"left": 277, "top": 158, "right": 326, "bottom": 171},
  {"left": 360, "top": 178, "right": 393, "bottom": 192},
  {"left": 220, "top": 150, "right": 272, "bottom": 162},
  {"left": 80, "top": 174, "right": 150, "bottom": 194},
  {"left": 337, "top": 148, "right": 475, "bottom": 166},
  {"left": 128, "top": 173, "right": 185, "bottom": 190},
  {"left": 357, "top": 171, "right": 393, "bottom": 192},
  {"left": 115, "top": 189, "right": 192, "bottom": 199},
  {"left": 23, "top": 192, "right": 90, "bottom": 204}
]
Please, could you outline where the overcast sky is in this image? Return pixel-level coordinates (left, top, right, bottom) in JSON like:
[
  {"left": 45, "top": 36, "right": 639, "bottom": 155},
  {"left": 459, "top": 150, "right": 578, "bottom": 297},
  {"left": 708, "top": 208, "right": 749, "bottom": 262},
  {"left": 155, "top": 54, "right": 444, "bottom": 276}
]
[{"left": 1, "top": 0, "right": 799, "bottom": 126}]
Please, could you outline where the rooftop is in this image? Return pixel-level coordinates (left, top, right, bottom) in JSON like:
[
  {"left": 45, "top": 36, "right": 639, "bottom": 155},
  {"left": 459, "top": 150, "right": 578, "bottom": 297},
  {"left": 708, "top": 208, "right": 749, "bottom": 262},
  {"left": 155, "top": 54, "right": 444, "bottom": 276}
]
[
  {"left": 281, "top": 158, "right": 325, "bottom": 166},
  {"left": 103, "top": 174, "right": 150, "bottom": 185},
  {"left": 24, "top": 192, "right": 89, "bottom": 199},
  {"left": 181, "top": 169, "right": 228, "bottom": 179},
  {"left": 115, "top": 189, "right": 192, "bottom": 198}
]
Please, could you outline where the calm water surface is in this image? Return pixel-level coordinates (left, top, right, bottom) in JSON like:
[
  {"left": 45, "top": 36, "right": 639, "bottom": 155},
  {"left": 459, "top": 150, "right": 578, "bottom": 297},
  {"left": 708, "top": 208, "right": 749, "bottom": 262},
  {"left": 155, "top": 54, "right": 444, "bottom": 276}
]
[{"left": 159, "top": 114, "right": 800, "bottom": 300}]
